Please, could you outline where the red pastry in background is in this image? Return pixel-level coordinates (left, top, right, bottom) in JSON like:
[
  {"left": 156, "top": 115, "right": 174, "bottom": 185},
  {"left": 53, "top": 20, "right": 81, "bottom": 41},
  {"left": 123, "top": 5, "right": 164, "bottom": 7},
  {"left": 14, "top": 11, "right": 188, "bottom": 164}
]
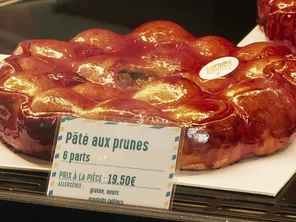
[
  {"left": 258, "top": 0, "right": 296, "bottom": 48},
  {"left": 1, "top": 20, "right": 296, "bottom": 170}
]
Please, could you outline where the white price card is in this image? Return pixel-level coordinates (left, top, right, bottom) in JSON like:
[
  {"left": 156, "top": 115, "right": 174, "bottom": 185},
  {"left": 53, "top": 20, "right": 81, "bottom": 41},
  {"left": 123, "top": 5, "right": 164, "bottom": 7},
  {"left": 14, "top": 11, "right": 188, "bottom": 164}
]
[{"left": 47, "top": 117, "right": 182, "bottom": 209}]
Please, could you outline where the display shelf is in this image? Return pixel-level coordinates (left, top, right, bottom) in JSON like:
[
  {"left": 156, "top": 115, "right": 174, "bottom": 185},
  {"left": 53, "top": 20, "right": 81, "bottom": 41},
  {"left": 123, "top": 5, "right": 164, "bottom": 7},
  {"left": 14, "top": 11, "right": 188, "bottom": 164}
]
[
  {"left": 174, "top": 177, "right": 296, "bottom": 222},
  {"left": 0, "top": 169, "right": 48, "bottom": 193},
  {"left": 0, "top": 186, "right": 257, "bottom": 222},
  {"left": 0, "top": 167, "right": 295, "bottom": 222}
]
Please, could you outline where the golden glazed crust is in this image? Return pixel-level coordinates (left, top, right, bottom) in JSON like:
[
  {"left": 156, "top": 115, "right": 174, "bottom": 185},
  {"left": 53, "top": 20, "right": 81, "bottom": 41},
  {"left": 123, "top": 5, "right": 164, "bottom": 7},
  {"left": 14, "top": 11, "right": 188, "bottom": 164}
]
[
  {"left": 258, "top": 0, "right": 296, "bottom": 47},
  {"left": 1, "top": 20, "right": 296, "bottom": 170}
]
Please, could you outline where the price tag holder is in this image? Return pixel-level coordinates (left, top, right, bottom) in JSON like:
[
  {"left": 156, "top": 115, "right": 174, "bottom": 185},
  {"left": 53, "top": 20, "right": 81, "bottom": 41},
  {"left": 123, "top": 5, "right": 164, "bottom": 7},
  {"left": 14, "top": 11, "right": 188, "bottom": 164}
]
[{"left": 47, "top": 117, "right": 183, "bottom": 209}]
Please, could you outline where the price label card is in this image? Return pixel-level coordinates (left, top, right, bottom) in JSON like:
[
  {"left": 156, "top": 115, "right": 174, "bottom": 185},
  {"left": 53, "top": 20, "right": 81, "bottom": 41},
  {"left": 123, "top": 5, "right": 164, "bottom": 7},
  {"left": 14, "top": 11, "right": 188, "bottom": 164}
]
[{"left": 47, "top": 117, "right": 182, "bottom": 209}]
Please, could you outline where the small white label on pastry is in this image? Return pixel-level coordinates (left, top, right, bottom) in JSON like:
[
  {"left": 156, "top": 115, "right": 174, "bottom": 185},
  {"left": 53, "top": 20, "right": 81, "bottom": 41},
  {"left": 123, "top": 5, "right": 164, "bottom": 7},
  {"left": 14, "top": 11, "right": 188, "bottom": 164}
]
[{"left": 199, "top": 57, "right": 239, "bottom": 80}]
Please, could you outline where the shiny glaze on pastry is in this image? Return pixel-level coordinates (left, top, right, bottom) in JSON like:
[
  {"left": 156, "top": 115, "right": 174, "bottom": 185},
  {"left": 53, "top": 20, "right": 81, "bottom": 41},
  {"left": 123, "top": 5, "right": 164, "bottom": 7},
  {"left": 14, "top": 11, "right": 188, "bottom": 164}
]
[
  {"left": 1, "top": 20, "right": 296, "bottom": 170},
  {"left": 258, "top": 0, "right": 296, "bottom": 47}
]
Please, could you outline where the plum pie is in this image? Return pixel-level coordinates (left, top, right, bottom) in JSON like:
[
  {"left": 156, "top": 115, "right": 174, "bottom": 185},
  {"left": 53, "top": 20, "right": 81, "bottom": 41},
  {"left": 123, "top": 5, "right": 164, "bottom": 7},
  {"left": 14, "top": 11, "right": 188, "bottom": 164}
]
[{"left": 1, "top": 20, "right": 296, "bottom": 170}]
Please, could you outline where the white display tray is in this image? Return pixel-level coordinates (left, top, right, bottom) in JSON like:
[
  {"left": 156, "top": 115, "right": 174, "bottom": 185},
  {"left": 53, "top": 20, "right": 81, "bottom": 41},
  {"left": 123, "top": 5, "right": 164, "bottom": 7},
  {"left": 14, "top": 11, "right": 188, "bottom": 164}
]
[
  {"left": 175, "top": 25, "right": 296, "bottom": 197},
  {"left": 175, "top": 143, "right": 296, "bottom": 196},
  {"left": 0, "top": 54, "right": 51, "bottom": 172},
  {"left": 1, "top": 27, "right": 296, "bottom": 196},
  {"left": 0, "top": 140, "right": 51, "bottom": 172}
]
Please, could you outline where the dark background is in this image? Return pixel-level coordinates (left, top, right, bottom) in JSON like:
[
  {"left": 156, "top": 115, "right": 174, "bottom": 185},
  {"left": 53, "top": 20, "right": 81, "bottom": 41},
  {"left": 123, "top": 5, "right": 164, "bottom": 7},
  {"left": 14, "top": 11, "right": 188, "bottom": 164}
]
[
  {"left": 0, "top": 0, "right": 258, "bottom": 54},
  {"left": 0, "top": 0, "right": 257, "bottom": 221}
]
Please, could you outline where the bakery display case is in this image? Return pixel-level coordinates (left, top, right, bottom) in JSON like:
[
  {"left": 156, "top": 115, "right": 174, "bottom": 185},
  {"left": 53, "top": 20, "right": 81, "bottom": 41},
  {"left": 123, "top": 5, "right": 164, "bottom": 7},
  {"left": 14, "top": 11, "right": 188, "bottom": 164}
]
[{"left": 2, "top": 0, "right": 296, "bottom": 221}]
